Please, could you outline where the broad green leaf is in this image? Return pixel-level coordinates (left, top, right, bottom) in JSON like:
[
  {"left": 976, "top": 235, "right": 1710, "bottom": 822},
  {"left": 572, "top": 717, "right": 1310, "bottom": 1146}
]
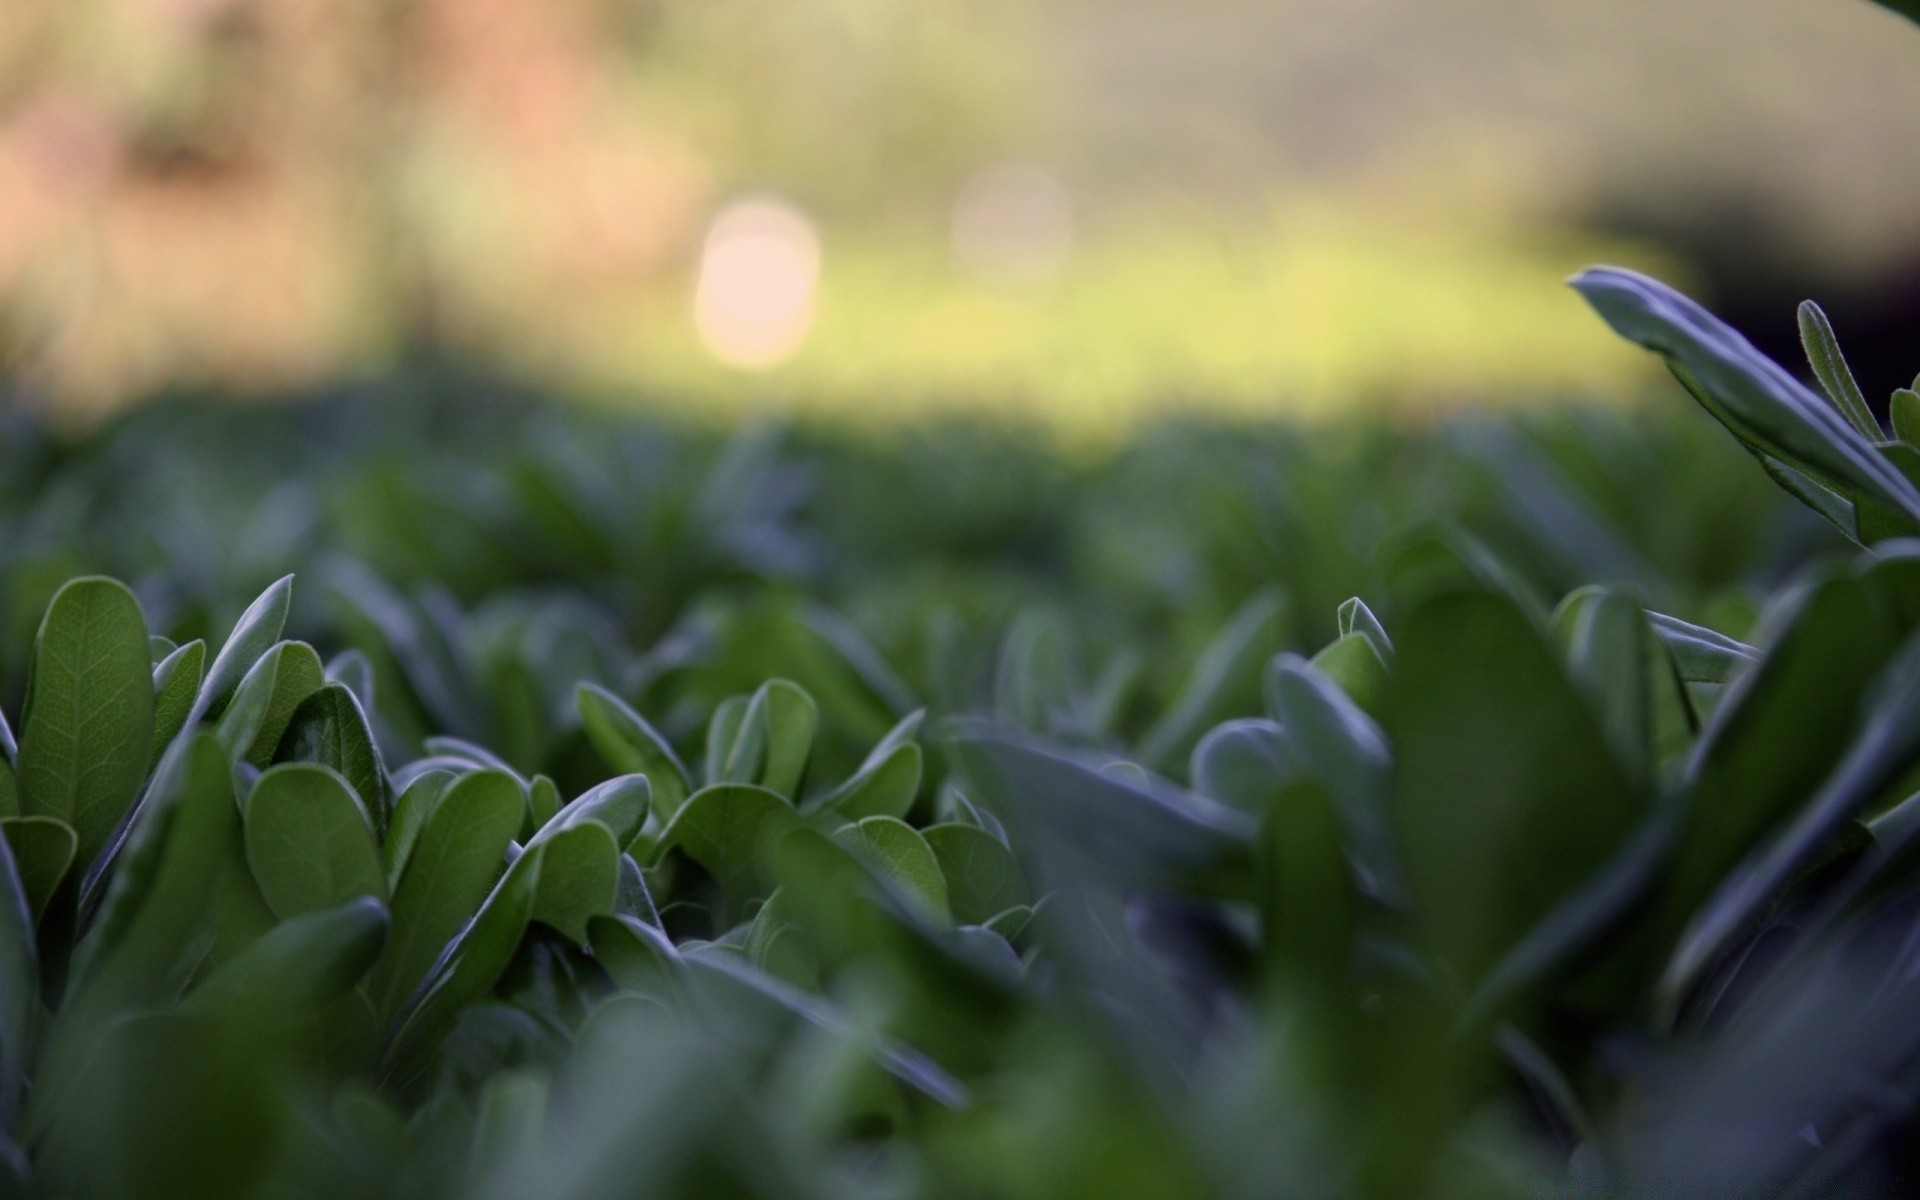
[
  {"left": 17, "top": 577, "right": 155, "bottom": 869},
  {"left": 653, "top": 783, "right": 798, "bottom": 896},
  {"left": 576, "top": 683, "right": 690, "bottom": 819},
  {"left": 538, "top": 774, "right": 650, "bottom": 850},
  {"left": 1137, "top": 588, "right": 1286, "bottom": 769},
  {"left": 587, "top": 913, "right": 682, "bottom": 992},
  {"left": 749, "top": 679, "right": 817, "bottom": 799},
  {"left": 824, "top": 742, "right": 922, "bottom": 822},
  {"left": 181, "top": 896, "right": 388, "bottom": 1030},
  {"left": 1190, "top": 718, "right": 1293, "bottom": 815},
  {"left": 744, "top": 886, "right": 815, "bottom": 987},
  {"left": 0, "top": 828, "right": 36, "bottom": 1127},
  {"left": 370, "top": 769, "right": 523, "bottom": 1020},
  {"left": 924, "top": 822, "right": 1026, "bottom": 926},
  {"left": 36, "top": 735, "right": 238, "bottom": 1141},
  {"left": 1666, "top": 628, "right": 1920, "bottom": 1009},
  {"left": 1655, "top": 573, "right": 1902, "bottom": 959},
  {"left": 1307, "top": 633, "right": 1388, "bottom": 711},
  {"left": 0, "top": 815, "right": 77, "bottom": 924},
  {"left": 1797, "top": 300, "right": 1881, "bottom": 440},
  {"left": 833, "top": 815, "right": 950, "bottom": 927},
  {"left": 951, "top": 721, "right": 1256, "bottom": 898},
  {"left": 382, "top": 768, "right": 457, "bottom": 890},
  {"left": 528, "top": 774, "right": 561, "bottom": 832},
  {"left": 1260, "top": 779, "right": 1354, "bottom": 987},
  {"left": 681, "top": 951, "right": 969, "bottom": 1109},
  {"left": 244, "top": 763, "right": 385, "bottom": 920},
  {"left": 149, "top": 638, "right": 205, "bottom": 767},
  {"left": 528, "top": 821, "right": 619, "bottom": 944},
  {"left": 385, "top": 840, "right": 545, "bottom": 1080},
  {"left": 813, "top": 710, "right": 925, "bottom": 821},
  {"left": 216, "top": 641, "right": 325, "bottom": 769},
  {"left": 698, "top": 597, "right": 916, "bottom": 759},
  {"left": 278, "top": 684, "right": 390, "bottom": 834},
  {"left": 1893, "top": 388, "right": 1920, "bottom": 445},
  {"left": 709, "top": 694, "right": 762, "bottom": 785},
  {"left": 192, "top": 575, "right": 293, "bottom": 724},
  {"left": 1574, "top": 268, "right": 1920, "bottom": 537},
  {"left": 1263, "top": 656, "right": 1397, "bottom": 897},
  {"left": 1383, "top": 590, "right": 1649, "bottom": 993},
  {"left": 1551, "top": 586, "right": 1653, "bottom": 782}
]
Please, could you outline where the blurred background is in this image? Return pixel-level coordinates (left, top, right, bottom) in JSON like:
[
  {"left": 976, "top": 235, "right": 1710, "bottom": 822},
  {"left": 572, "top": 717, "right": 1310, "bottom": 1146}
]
[{"left": 1, "top": 0, "right": 1917, "bottom": 429}]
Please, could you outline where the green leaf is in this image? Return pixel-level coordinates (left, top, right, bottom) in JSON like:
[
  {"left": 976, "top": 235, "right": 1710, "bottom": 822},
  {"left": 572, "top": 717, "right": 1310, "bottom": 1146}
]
[
  {"left": 587, "top": 912, "right": 682, "bottom": 992},
  {"left": 1892, "top": 388, "right": 1920, "bottom": 446},
  {"left": 1383, "top": 590, "right": 1650, "bottom": 994},
  {"left": 1190, "top": 718, "right": 1293, "bottom": 815},
  {"left": 527, "top": 774, "right": 561, "bottom": 832},
  {"left": 833, "top": 815, "right": 951, "bottom": 927},
  {"left": 193, "top": 575, "right": 293, "bottom": 725},
  {"left": 277, "top": 684, "right": 390, "bottom": 835},
  {"left": 47, "top": 732, "right": 237, "bottom": 1120},
  {"left": 1307, "top": 633, "right": 1388, "bottom": 712},
  {"left": 1137, "top": 588, "right": 1286, "bottom": 769},
  {"left": 384, "top": 839, "right": 545, "bottom": 1080},
  {"left": 1260, "top": 779, "right": 1354, "bottom": 987},
  {"left": 369, "top": 769, "right": 523, "bottom": 1021},
  {"left": 576, "top": 683, "right": 690, "bottom": 820},
  {"left": 17, "top": 577, "right": 155, "bottom": 870},
  {"left": 749, "top": 679, "right": 817, "bottom": 799},
  {"left": 1655, "top": 573, "right": 1902, "bottom": 959},
  {"left": 244, "top": 763, "right": 386, "bottom": 920},
  {"left": 951, "top": 722, "right": 1256, "bottom": 898},
  {"left": 1665, "top": 625, "right": 1920, "bottom": 1011},
  {"left": 924, "top": 822, "right": 1026, "bottom": 926},
  {"left": 653, "top": 783, "right": 798, "bottom": 896},
  {"left": 0, "top": 826, "right": 37, "bottom": 1127},
  {"left": 215, "top": 641, "right": 326, "bottom": 769},
  {"left": 382, "top": 768, "right": 458, "bottom": 891},
  {"left": 149, "top": 639, "right": 205, "bottom": 767},
  {"left": 1551, "top": 586, "right": 1653, "bottom": 782},
  {"left": 180, "top": 896, "right": 388, "bottom": 1030},
  {"left": 1797, "top": 300, "right": 1881, "bottom": 440},
  {"left": 1574, "top": 268, "right": 1920, "bottom": 537},
  {"left": 708, "top": 694, "right": 761, "bottom": 785},
  {"left": 814, "top": 710, "right": 925, "bottom": 821},
  {"left": 538, "top": 774, "right": 651, "bottom": 850},
  {"left": 1262, "top": 656, "right": 1397, "bottom": 896},
  {"left": 528, "top": 821, "right": 619, "bottom": 944},
  {"left": 0, "top": 815, "right": 77, "bottom": 924}
]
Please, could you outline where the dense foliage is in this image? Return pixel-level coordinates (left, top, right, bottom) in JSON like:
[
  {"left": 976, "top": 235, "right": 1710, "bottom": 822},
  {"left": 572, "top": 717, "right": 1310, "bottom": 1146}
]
[
  {"left": 4, "top": 267, "right": 1920, "bottom": 1197},
  {"left": 4, "top": 3, "right": 1920, "bottom": 1190}
]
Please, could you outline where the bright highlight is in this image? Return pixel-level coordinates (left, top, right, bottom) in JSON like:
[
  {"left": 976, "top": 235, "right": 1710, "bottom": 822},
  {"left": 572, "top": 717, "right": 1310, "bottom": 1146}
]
[{"left": 693, "top": 197, "right": 821, "bottom": 370}]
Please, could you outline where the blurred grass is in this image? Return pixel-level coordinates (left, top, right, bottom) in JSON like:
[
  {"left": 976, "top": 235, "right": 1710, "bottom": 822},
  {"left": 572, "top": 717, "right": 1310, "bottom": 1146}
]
[{"left": 584, "top": 192, "right": 1674, "bottom": 436}]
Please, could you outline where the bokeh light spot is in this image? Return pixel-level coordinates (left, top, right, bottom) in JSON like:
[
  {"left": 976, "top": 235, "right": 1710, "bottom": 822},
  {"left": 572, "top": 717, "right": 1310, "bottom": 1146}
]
[{"left": 693, "top": 197, "right": 821, "bottom": 370}]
